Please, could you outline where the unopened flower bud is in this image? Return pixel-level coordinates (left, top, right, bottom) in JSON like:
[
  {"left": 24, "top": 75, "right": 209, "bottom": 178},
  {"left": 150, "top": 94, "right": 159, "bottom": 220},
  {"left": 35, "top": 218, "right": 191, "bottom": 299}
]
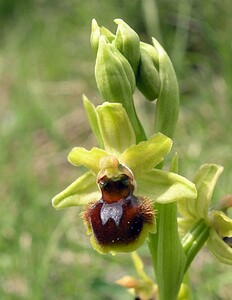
[
  {"left": 90, "top": 19, "right": 116, "bottom": 56},
  {"left": 90, "top": 19, "right": 101, "bottom": 55},
  {"left": 95, "top": 35, "right": 135, "bottom": 98},
  {"left": 114, "top": 19, "right": 140, "bottom": 75},
  {"left": 95, "top": 36, "right": 146, "bottom": 142},
  {"left": 136, "top": 43, "right": 160, "bottom": 101}
]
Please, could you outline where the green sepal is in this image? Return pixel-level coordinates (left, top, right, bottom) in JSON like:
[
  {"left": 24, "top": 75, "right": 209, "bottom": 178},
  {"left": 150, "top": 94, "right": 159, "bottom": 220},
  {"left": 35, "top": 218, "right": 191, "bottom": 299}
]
[
  {"left": 68, "top": 147, "right": 108, "bottom": 174},
  {"left": 178, "top": 164, "right": 224, "bottom": 221},
  {"left": 52, "top": 171, "right": 100, "bottom": 209},
  {"left": 136, "top": 43, "right": 160, "bottom": 101},
  {"left": 152, "top": 37, "right": 179, "bottom": 138},
  {"left": 96, "top": 102, "right": 136, "bottom": 155},
  {"left": 207, "top": 228, "right": 232, "bottom": 265},
  {"left": 82, "top": 95, "right": 104, "bottom": 148},
  {"left": 122, "top": 133, "right": 172, "bottom": 178},
  {"left": 114, "top": 18, "right": 140, "bottom": 74},
  {"left": 137, "top": 169, "right": 197, "bottom": 204}
]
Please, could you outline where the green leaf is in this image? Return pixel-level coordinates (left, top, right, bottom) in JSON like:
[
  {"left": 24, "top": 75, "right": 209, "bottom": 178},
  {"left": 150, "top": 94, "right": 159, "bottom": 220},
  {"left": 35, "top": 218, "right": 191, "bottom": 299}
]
[
  {"left": 122, "top": 133, "right": 172, "bottom": 178},
  {"left": 52, "top": 171, "right": 100, "bottom": 209},
  {"left": 68, "top": 147, "right": 108, "bottom": 174},
  {"left": 96, "top": 102, "right": 136, "bottom": 155},
  {"left": 137, "top": 169, "right": 197, "bottom": 204}
]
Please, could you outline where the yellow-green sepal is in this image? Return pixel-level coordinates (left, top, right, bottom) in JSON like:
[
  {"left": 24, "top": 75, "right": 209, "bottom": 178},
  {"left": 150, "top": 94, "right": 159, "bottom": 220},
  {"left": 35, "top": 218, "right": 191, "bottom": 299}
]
[
  {"left": 137, "top": 169, "right": 197, "bottom": 204},
  {"left": 96, "top": 102, "right": 136, "bottom": 155},
  {"left": 122, "top": 133, "right": 172, "bottom": 178},
  {"left": 178, "top": 164, "right": 224, "bottom": 221},
  {"left": 52, "top": 171, "right": 100, "bottom": 209},
  {"left": 82, "top": 95, "right": 104, "bottom": 148},
  {"left": 68, "top": 147, "right": 108, "bottom": 174},
  {"left": 207, "top": 227, "right": 232, "bottom": 265}
]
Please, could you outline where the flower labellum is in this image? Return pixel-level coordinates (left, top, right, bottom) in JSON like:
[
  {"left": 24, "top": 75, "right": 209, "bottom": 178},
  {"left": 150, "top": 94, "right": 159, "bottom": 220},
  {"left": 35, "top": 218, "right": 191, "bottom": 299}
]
[{"left": 84, "top": 158, "right": 155, "bottom": 254}]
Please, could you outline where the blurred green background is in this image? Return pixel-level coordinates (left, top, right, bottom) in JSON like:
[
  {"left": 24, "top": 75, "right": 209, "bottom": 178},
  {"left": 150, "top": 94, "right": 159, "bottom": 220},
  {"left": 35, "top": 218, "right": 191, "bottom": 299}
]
[{"left": 0, "top": 0, "right": 232, "bottom": 299}]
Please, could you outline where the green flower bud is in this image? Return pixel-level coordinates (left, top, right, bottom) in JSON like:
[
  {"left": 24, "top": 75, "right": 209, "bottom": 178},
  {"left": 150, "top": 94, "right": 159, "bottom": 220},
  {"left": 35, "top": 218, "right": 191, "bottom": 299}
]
[
  {"left": 90, "top": 19, "right": 115, "bottom": 56},
  {"left": 136, "top": 43, "right": 161, "bottom": 101},
  {"left": 101, "top": 26, "right": 115, "bottom": 43},
  {"left": 90, "top": 19, "right": 101, "bottom": 55},
  {"left": 95, "top": 35, "right": 146, "bottom": 142},
  {"left": 95, "top": 35, "right": 135, "bottom": 96},
  {"left": 114, "top": 19, "right": 140, "bottom": 75},
  {"left": 152, "top": 38, "right": 179, "bottom": 138}
]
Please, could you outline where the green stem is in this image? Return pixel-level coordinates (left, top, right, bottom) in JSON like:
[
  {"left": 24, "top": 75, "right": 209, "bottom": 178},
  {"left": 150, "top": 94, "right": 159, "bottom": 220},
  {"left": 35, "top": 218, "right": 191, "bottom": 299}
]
[{"left": 182, "top": 219, "right": 210, "bottom": 272}]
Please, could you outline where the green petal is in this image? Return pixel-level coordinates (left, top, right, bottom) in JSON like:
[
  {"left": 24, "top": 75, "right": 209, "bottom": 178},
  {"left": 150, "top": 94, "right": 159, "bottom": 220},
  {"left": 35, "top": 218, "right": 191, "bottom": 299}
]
[
  {"left": 68, "top": 147, "right": 108, "bottom": 174},
  {"left": 52, "top": 171, "right": 100, "bottom": 209},
  {"left": 137, "top": 169, "right": 197, "bottom": 204},
  {"left": 82, "top": 95, "right": 104, "bottom": 148},
  {"left": 178, "top": 164, "right": 224, "bottom": 220},
  {"left": 210, "top": 210, "right": 232, "bottom": 237},
  {"left": 207, "top": 228, "right": 232, "bottom": 265},
  {"left": 122, "top": 133, "right": 172, "bottom": 178},
  {"left": 96, "top": 102, "right": 136, "bottom": 155}
]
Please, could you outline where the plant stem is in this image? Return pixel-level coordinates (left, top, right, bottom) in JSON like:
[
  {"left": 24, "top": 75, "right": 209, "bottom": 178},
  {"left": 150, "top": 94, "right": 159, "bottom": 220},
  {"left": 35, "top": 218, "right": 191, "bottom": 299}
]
[{"left": 182, "top": 219, "right": 210, "bottom": 272}]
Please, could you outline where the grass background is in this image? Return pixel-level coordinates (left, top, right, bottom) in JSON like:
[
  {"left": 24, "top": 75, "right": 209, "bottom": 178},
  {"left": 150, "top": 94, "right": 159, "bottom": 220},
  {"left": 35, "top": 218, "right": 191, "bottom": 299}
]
[{"left": 0, "top": 0, "right": 232, "bottom": 299}]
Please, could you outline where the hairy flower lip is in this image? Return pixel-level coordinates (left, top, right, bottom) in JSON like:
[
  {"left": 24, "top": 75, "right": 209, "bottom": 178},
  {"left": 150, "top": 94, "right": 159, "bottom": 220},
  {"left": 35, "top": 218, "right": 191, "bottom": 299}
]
[{"left": 84, "top": 191, "right": 155, "bottom": 253}]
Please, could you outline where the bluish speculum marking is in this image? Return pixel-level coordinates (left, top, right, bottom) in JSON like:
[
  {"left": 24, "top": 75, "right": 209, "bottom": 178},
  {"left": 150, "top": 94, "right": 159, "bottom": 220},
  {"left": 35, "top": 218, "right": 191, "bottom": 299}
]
[{"left": 100, "top": 201, "right": 123, "bottom": 226}]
